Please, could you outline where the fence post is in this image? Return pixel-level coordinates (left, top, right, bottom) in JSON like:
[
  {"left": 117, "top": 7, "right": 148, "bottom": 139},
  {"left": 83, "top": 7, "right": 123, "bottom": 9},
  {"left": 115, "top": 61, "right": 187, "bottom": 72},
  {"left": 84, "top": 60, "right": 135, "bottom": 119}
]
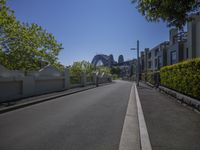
[
  {"left": 64, "top": 67, "right": 70, "bottom": 90},
  {"left": 108, "top": 74, "right": 112, "bottom": 82},
  {"left": 93, "top": 73, "right": 97, "bottom": 85},
  {"left": 81, "top": 72, "right": 86, "bottom": 87}
]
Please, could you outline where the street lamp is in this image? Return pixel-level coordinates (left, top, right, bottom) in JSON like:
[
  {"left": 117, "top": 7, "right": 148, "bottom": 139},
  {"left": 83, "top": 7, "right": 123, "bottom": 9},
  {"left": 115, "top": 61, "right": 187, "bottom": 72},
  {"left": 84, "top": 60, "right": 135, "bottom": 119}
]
[{"left": 130, "top": 40, "right": 140, "bottom": 86}]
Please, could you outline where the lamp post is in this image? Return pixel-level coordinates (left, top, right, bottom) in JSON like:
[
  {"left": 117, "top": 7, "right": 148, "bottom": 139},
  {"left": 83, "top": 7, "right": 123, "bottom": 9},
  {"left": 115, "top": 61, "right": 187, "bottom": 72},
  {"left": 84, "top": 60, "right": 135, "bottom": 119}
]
[{"left": 131, "top": 40, "right": 140, "bottom": 86}]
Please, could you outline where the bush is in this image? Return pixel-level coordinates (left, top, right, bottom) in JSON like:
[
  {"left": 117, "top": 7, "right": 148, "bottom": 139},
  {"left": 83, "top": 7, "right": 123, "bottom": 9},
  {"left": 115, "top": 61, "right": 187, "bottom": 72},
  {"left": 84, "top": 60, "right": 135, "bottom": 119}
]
[
  {"left": 96, "top": 66, "right": 111, "bottom": 74},
  {"left": 69, "top": 61, "right": 94, "bottom": 77},
  {"left": 160, "top": 58, "right": 200, "bottom": 100},
  {"left": 146, "top": 71, "right": 155, "bottom": 85},
  {"left": 112, "top": 74, "right": 120, "bottom": 80},
  {"left": 141, "top": 73, "right": 146, "bottom": 81}
]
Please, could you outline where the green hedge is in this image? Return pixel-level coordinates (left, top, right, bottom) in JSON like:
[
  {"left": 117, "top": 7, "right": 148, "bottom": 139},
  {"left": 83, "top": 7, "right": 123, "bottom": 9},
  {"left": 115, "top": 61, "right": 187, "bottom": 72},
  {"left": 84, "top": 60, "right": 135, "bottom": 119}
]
[
  {"left": 143, "top": 71, "right": 160, "bottom": 85},
  {"left": 160, "top": 58, "right": 200, "bottom": 100},
  {"left": 146, "top": 71, "right": 155, "bottom": 85},
  {"left": 112, "top": 74, "right": 120, "bottom": 80},
  {"left": 141, "top": 73, "right": 146, "bottom": 81}
]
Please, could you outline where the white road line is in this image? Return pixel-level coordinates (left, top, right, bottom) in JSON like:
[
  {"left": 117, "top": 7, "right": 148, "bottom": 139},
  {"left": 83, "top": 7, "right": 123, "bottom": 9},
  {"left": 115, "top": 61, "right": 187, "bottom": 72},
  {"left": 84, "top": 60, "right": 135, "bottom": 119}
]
[
  {"left": 135, "top": 84, "right": 152, "bottom": 150},
  {"left": 119, "top": 83, "right": 140, "bottom": 150}
]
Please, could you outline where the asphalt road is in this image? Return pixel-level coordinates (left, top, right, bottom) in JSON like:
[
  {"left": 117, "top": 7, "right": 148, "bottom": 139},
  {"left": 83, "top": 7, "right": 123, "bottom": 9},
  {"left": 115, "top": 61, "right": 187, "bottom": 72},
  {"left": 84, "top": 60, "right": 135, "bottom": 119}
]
[{"left": 0, "top": 80, "right": 132, "bottom": 150}]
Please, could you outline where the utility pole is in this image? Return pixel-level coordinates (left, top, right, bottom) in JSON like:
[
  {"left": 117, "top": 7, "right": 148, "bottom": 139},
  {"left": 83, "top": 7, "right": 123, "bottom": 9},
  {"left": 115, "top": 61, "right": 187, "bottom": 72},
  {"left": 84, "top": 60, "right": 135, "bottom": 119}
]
[
  {"left": 131, "top": 40, "right": 140, "bottom": 86},
  {"left": 137, "top": 40, "right": 140, "bottom": 86}
]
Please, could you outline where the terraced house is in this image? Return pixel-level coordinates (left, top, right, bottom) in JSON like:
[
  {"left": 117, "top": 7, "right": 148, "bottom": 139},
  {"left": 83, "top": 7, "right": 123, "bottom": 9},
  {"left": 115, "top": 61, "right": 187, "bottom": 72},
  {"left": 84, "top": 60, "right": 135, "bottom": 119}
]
[{"left": 140, "top": 13, "right": 200, "bottom": 73}]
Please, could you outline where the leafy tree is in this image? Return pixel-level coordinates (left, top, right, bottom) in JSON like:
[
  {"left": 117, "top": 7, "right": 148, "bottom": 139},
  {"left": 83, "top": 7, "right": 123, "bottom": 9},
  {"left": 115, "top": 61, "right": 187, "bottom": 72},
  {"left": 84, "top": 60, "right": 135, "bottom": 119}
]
[
  {"left": 81, "top": 61, "right": 95, "bottom": 75},
  {"left": 97, "top": 66, "right": 111, "bottom": 74},
  {"left": 111, "top": 66, "right": 121, "bottom": 75},
  {"left": 130, "top": 64, "right": 136, "bottom": 77},
  {"left": 69, "top": 61, "right": 94, "bottom": 76},
  {"left": 0, "top": 0, "right": 63, "bottom": 71},
  {"left": 132, "top": 0, "right": 200, "bottom": 28},
  {"left": 52, "top": 62, "right": 65, "bottom": 72}
]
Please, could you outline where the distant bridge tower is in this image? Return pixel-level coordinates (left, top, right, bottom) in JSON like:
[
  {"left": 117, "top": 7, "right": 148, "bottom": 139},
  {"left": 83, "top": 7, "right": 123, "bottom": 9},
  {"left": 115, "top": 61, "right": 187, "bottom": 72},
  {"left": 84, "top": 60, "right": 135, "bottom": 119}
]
[{"left": 118, "top": 55, "right": 124, "bottom": 64}]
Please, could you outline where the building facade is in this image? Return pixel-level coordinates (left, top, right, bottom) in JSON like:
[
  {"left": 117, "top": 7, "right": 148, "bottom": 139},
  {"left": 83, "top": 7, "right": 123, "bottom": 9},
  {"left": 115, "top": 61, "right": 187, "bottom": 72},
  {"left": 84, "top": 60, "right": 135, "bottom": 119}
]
[
  {"left": 167, "top": 28, "right": 187, "bottom": 65},
  {"left": 187, "top": 14, "right": 200, "bottom": 59},
  {"left": 141, "top": 14, "right": 200, "bottom": 71},
  {"left": 141, "top": 42, "right": 169, "bottom": 72}
]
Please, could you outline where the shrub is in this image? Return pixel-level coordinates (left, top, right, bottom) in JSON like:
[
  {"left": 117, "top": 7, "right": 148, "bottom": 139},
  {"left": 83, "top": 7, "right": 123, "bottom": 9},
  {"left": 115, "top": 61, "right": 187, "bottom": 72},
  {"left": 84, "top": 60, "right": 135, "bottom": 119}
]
[
  {"left": 141, "top": 73, "right": 146, "bottom": 81},
  {"left": 147, "top": 72, "right": 153, "bottom": 84},
  {"left": 96, "top": 66, "right": 111, "bottom": 74},
  {"left": 69, "top": 61, "right": 94, "bottom": 77},
  {"left": 143, "top": 71, "right": 160, "bottom": 86},
  {"left": 160, "top": 58, "right": 200, "bottom": 100},
  {"left": 112, "top": 74, "right": 119, "bottom": 80}
]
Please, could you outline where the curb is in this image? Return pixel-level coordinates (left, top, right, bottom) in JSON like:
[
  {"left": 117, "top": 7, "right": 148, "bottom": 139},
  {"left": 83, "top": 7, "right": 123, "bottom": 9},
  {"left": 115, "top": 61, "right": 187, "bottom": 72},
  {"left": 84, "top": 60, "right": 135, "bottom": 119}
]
[
  {"left": 159, "top": 86, "right": 200, "bottom": 112},
  {"left": 0, "top": 85, "right": 98, "bottom": 114}
]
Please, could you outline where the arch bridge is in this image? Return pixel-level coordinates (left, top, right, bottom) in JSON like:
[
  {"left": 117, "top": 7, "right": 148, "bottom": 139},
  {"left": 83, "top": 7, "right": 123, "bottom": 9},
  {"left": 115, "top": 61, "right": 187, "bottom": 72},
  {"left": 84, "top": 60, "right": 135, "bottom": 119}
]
[{"left": 91, "top": 54, "right": 113, "bottom": 67}]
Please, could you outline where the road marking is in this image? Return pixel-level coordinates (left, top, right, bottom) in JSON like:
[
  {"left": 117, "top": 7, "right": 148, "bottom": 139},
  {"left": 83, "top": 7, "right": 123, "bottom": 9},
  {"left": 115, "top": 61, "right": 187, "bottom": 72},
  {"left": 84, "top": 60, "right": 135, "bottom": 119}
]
[
  {"left": 119, "top": 83, "right": 140, "bottom": 150},
  {"left": 135, "top": 84, "right": 152, "bottom": 150}
]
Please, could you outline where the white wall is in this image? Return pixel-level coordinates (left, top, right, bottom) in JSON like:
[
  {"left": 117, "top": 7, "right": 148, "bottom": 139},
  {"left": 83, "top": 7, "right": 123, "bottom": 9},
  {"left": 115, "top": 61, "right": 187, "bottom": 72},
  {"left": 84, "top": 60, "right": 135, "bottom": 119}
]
[
  {"left": 0, "top": 65, "right": 112, "bottom": 103},
  {"left": 0, "top": 79, "right": 23, "bottom": 102},
  {"left": 35, "top": 77, "right": 65, "bottom": 95}
]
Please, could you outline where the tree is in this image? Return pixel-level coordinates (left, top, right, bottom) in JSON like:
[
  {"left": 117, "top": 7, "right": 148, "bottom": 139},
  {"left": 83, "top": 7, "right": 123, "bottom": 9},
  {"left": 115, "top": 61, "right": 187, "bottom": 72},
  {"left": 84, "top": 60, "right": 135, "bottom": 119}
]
[
  {"left": 0, "top": 0, "right": 63, "bottom": 71},
  {"left": 111, "top": 66, "right": 121, "bottom": 75},
  {"left": 132, "top": 0, "right": 200, "bottom": 29},
  {"left": 53, "top": 62, "right": 65, "bottom": 72},
  {"left": 97, "top": 66, "right": 111, "bottom": 74},
  {"left": 69, "top": 61, "right": 94, "bottom": 76}
]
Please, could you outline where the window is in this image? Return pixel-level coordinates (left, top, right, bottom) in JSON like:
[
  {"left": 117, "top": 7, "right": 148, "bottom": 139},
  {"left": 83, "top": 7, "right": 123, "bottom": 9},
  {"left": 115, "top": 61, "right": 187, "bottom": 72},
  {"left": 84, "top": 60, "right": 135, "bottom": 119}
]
[
  {"left": 170, "top": 51, "right": 177, "bottom": 65},
  {"left": 173, "top": 36, "right": 176, "bottom": 44},
  {"left": 148, "top": 61, "right": 152, "bottom": 68},
  {"left": 155, "top": 49, "right": 159, "bottom": 56},
  {"left": 186, "top": 48, "right": 189, "bottom": 58},
  {"left": 155, "top": 59, "right": 158, "bottom": 68},
  {"left": 158, "top": 56, "right": 161, "bottom": 69},
  {"left": 148, "top": 52, "right": 151, "bottom": 59}
]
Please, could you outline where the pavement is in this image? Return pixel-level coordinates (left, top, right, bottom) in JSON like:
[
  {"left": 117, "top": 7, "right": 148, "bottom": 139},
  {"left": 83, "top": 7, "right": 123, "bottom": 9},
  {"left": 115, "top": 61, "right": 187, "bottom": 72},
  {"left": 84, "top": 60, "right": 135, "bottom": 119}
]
[
  {"left": 0, "top": 80, "right": 133, "bottom": 150},
  {"left": 137, "top": 82, "right": 200, "bottom": 150}
]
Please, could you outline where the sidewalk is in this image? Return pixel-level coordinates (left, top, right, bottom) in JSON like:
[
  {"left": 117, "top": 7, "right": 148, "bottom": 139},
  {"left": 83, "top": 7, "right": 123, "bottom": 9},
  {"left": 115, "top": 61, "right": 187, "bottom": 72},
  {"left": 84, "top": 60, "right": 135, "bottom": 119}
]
[{"left": 137, "top": 82, "right": 200, "bottom": 150}]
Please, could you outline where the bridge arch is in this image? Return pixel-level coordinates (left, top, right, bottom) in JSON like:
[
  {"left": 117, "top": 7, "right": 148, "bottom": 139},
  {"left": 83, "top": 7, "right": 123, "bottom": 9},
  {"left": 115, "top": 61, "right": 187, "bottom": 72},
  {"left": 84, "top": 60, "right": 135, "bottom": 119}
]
[{"left": 91, "top": 54, "right": 111, "bottom": 67}]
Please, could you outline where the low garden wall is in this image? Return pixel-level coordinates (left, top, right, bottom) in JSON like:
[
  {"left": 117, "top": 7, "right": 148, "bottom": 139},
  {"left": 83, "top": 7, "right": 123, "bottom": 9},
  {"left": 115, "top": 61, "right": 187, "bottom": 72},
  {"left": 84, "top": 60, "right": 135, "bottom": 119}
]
[{"left": 0, "top": 65, "right": 112, "bottom": 103}]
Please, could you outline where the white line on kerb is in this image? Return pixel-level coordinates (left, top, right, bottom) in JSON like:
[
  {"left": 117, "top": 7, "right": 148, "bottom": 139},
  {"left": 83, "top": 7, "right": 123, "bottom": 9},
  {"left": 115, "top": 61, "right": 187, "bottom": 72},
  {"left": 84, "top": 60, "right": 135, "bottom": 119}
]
[{"left": 135, "top": 83, "right": 152, "bottom": 150}]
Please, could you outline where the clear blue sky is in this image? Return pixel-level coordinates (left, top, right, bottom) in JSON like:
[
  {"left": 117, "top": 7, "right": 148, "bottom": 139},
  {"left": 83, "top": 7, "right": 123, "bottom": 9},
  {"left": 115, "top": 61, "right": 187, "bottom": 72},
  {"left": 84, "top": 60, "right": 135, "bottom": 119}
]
[{"left": 8, "top": 0, "right": 170, "bottom": 66}]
